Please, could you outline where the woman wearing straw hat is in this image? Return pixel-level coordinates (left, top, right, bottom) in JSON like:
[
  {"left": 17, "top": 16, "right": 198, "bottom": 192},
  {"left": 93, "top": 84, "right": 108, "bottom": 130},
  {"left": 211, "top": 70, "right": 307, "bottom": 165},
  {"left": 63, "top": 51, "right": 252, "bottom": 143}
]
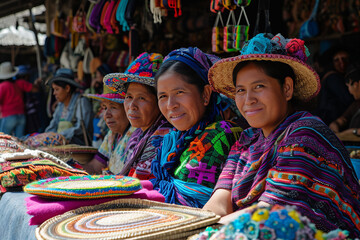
[
  {"left": 203, "top": 33, "right": 360, "bottom": 237},
  {"left": 150, "top": 47, "right": 242, "bottom": 208},
  {"left": 104, "top": 52, "right": 172, "bottom": 180},
  {"left": 83, "top": 88, "right": 136, "bottom": 174},
  {"left": 45, "top": 68, "right": 93, "bottom": 146},
  {"left": 0, "top": 62, "right": 41, "bottom": 138}
]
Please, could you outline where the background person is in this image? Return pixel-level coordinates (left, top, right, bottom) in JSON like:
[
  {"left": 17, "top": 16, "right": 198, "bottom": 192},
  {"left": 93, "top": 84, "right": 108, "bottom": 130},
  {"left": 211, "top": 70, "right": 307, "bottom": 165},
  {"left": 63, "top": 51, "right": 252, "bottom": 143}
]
[
  {"left": 314, "top": 46, "right": 354, "bottom": 125},
  {"left": 330, "top": 64, "right": 360, "bottom": 135},
  {"left": 45, "top": 68, "right": 93, "bottom": 145},
  {"left": 204, "top": 33, "right": 360, "bottom": 238},
  {"left": 0, "top": 62, "right": 41, "bottom": 138},
  {"left": 85, "top": 64, "right": 114, "bottom": 148}
]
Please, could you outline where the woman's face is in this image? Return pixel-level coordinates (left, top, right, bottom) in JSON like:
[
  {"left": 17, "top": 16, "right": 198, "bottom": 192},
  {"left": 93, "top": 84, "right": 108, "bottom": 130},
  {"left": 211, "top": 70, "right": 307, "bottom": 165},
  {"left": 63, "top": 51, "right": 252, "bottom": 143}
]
[
  {"left": 333, "top": 51, "right": 349, "bottom": 74},
  {"left": 52, "top": 83, "right": 71, "bottom": 103},
  {"left": 234, "top": 63, "right": 293, "bottom": 137},
  {"left": 124, "top": 83, "right": 160, "bottom": 131},
  {"left": 92, "top": 70, "right": 103, "bottom": 88},
  {"left": 157, "top": 72, "right": 211, "bottom": 131},
  {"left": 101, "top": 100, "right": 129, "bottom": 134}
]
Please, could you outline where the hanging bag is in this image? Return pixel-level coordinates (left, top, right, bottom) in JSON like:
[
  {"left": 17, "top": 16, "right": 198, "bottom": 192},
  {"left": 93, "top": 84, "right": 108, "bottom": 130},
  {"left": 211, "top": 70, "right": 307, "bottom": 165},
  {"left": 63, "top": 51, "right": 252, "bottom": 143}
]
[
  {"left": 210, "top": 0, "right": 224, "bottom": 13},
  {"left": 235, "top": 0, "right": 252, "bottom": 7},
  {"left": 103, "top": 0, "right": 116, "bottom": 34},
  {"left": 89, "top": 0, "right": 106, "bottom": 33},
  {"left": 253, "top": 0, "right": 271, "bottom": 35},
  {"left": 161, "top": 0, "right": 182, "bottom": 18},
  {"left": 111, "top": 0, "right": 121, "bottom": 34},
  {"left": 212, "top": 11, "right": 224, "bottom": 53},
  {"left": 100, "top": 0, "right": 110, "bottom": 31},
  {"left": 150, "top": 0, "right": 163, "bottom": 23},
  {"left": 222, "top": 0, "right": 237, "bottom": 10},
  {"left": 73, "top": 0, "right": 87, "bottom": 33},
  {"left": 234, "top": 6, "right": 250, "bottom": 50},
  {"left": 223, "top": 10, "right": 237, "bottom": 52},
  {"left": 299, "top": 0, "right": 320, "bottom": 39},
  {"left": 86, "top": 2, "right": 96, "bottom": 33},
  {"left": 116, "top": 0, "right": 130, "bottom": 31}
]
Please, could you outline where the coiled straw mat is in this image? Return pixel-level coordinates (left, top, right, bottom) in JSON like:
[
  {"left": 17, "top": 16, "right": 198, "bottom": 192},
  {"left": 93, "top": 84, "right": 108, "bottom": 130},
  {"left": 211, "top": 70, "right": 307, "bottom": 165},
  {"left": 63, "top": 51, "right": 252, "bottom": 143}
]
[
  {"left": 35, "top": 198, "right": 220, "bottom": 240},
  {"left": 39, "top": 144, "right": 98, "bottom": 164},
  {"left": 24, "top": 175, "right": 141, "bottom": 199}
]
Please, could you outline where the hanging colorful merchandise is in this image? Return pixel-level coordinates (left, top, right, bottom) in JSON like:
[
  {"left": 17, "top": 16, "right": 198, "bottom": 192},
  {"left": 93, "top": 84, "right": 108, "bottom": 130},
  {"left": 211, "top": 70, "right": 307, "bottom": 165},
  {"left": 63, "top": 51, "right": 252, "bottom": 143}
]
[
  {"left": 72, "top": 1, "right": 87, "bottom": 33},
  {"left": 89, "top": 0, "right": 106, "bottom": 33},
  {"left": 210, "top": 0, "right": 224, "bottom": 13},
  {"left": 223, "top": 10, "right": 237, "bottom": 52},
  {"left": 234, "top": 6, "right": 250, "bottom": 50},
  {"left": 161, "top": 0, "right": 182, "bottom": 17},
  {"left": 212, "top": 11, "right": 224, "bottom": 53},
  {"left": 299, "top": 0, "right": 320, "bottom": 39}
]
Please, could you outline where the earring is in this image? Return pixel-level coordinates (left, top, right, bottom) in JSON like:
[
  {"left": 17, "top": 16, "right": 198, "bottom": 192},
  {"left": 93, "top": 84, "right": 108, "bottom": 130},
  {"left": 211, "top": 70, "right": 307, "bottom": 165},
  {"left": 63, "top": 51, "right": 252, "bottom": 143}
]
[{"left": 204, "top": 100, "right": 208, "bottom": 104}]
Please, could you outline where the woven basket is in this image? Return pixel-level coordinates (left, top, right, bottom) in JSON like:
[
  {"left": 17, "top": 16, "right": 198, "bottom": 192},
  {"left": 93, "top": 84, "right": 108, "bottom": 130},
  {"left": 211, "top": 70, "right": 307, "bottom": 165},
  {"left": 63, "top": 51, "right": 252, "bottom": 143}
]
[
  {"left": 36, "top": 198, "right": 220, "bottom": 240},
  {"left": 40, "top": 144, "right": 98, "bottom": 164}
]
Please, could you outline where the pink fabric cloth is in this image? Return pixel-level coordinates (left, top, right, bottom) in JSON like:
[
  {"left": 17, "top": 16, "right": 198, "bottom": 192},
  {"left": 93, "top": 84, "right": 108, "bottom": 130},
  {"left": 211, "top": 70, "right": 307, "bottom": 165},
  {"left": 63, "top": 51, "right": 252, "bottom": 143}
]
[
  {"left": 0, "top": 79, "right": 32, "bottom": 117},
  {"left": 26, "top": 180, "right": 163, "bottom": 225}
]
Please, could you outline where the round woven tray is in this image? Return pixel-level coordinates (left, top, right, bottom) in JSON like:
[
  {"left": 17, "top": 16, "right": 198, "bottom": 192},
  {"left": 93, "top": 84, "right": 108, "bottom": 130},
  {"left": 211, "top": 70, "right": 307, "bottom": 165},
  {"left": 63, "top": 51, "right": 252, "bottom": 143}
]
[
  {"left": 39, "top": 144, "right": 98, "bottom": 164},
  {"left": 35, "top": 198, "right": 220, "bottom": 240},
  {"left": 24, "top": 175, "right": 141, "bottom": 199}
]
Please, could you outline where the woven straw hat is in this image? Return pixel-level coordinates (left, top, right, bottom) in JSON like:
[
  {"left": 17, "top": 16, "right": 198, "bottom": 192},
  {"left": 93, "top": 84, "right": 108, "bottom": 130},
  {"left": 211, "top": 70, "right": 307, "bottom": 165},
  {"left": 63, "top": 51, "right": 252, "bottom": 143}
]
[
  {"left": 0, "top": 61, "right": 19, "bottom": 79},
  {"left": 47, "top": 68, "right": 83, "bottom": 89},
  {"left": 84, "top": 93, "right": 124, "bottom": 104},
  {"left": 77, "top": 60, "right": 84, "bottom": 80},
  {"left": 84, "top": 84, "right": 124, "bottom": 104},
  {"left": 208, "top": 33, "right": 320, "bottom": 102},
  {"left": 103, "top": 52, "right": 163, "bottom": 96},
  {"left": 89, "top": 57, "right": 102, "bottom": 74}
]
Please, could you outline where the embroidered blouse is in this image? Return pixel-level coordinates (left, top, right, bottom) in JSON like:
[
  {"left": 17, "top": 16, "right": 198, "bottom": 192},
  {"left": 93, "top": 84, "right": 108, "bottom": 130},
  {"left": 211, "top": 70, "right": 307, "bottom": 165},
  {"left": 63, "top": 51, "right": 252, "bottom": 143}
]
[
  {"left": 122, "top": 116, "right": 173, "bottom": 180},
  {"left": 95, "top": 126, "right": 136, "bottom": 174},
  {"left": 151, "top": 120, "right": 243, "bottom": 208},
  {"left": 45, "top": 93, "right": 93, "bottom": 145},
  {"left": 214, "top": 111, "right": 360, "bottom": 238}
]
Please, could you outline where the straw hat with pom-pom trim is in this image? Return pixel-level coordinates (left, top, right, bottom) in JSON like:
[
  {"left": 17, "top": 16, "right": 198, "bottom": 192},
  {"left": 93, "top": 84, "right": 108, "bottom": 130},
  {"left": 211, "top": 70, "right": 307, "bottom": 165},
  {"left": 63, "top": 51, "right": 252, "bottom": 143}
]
[
  {"left": 103, "top": 52, "right": 163, "bottom": 96},
  {"left": 83, "top": 85, "right": 124, "bottom": 104},
  {"left": 208, "top": 33, "right": 320, "bottom": 102}
]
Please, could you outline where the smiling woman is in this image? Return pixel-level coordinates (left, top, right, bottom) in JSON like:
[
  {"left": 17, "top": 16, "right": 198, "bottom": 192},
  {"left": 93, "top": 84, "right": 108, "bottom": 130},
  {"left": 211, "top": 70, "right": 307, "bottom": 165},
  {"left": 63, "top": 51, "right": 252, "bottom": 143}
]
[
  {"left": 205, "top": 33, "right": 360, "bottom": 238},
  {"left": 103, "top": 52, "right": 172, "bottom": 180},
  {"left": 150, "top": 47, "right": 243, "bottom": 208},
  {"left": 124, "top": 83, "right": 160, "bottom": 131},
  {"left": 233, "top": 61, "right": 294, "bottom": 137},
  {"left": 82, "top": 92, "right": 136, "bottom": 175}
]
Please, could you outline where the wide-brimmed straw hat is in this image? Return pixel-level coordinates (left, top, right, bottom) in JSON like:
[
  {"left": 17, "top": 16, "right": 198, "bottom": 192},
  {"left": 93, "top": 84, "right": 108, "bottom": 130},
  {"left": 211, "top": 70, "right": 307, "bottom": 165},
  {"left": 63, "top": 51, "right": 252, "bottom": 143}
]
[
  {"left": 208, "top": 33, "right": 320, "bottom": 102},
  {"left": 84, "top": 84, "right": 124, "bottom": 104},
  {"left": 84, "top": 93, "right": 124, "bottom": 104},
  {"left": 48, "top": 68, "right": 83, "bottom": 89},
  {"left": 0, "top": 61, "right": 19, "bottom": 79},
  {"left": 103, "top": 52, "right": 163, "bottom": 96}
]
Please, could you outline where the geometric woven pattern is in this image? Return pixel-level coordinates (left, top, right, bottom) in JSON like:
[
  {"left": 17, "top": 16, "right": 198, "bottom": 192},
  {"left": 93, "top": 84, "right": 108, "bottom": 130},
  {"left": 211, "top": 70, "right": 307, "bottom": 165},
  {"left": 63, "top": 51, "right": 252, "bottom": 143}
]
[
  {"left": 24, "top": 175, "right": 141, "bottom": 199},
  {"left": 35, "top": 198, "right": 220, "bottom": 240}
]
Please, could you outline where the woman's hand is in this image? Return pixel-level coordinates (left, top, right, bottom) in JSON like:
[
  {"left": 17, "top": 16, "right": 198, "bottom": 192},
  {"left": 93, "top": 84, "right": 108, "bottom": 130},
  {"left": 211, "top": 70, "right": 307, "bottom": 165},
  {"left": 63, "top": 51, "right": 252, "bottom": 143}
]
[
  {"left": 218, "top": 201, "right": 271, "bottom": 225},
  {"left": 329, "top": 121, "right": 340, "bottom": 133},
  {"left": 203, "top": 189, "right": 233, "bottom": 216}
]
